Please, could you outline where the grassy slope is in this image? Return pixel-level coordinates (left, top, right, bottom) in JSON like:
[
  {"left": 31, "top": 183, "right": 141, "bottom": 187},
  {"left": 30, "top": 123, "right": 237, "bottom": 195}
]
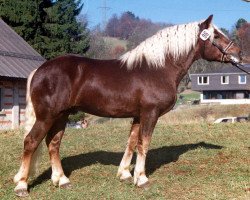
[
  {"left": 161, "top": 104, "right": 250, "bottom": 124},
  {"left": 0, "top": 122, "right": 249, "bottom": 200}
]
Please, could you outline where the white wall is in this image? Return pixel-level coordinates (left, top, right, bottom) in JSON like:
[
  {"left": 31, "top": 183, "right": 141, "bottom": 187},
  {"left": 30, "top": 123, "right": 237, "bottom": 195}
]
[{"left": 200, "top": 93, "right": 250, "bottom": 105}]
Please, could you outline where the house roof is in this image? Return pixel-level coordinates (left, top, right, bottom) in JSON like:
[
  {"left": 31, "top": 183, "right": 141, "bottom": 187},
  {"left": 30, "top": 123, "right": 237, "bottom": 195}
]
[
  {"left": 190, "top": 63, "right": 250, "bottom": 75},
  {"left": 0, "top": 18, "right": 45, "bottom": 79}
]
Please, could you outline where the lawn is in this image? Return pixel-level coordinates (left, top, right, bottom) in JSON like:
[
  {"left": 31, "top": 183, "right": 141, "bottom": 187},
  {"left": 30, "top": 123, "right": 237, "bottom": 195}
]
[
  {"left": 176, "top": 91, "right": 200, "bottom": 105},
  {"left": 0, "top": 121, "right": 249, "bottom": 199}
]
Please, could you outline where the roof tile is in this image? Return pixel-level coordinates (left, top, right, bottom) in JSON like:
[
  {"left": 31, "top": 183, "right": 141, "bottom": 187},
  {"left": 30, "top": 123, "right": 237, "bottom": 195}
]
[{"left": 0, "top": 19, "right": 45, "bottom": 78}]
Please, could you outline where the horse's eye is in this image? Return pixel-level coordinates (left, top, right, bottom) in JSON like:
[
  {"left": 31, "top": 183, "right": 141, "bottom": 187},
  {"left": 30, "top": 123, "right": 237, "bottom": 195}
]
[{"left": 214, "top": 35, "right": 220, "bottom": 39}]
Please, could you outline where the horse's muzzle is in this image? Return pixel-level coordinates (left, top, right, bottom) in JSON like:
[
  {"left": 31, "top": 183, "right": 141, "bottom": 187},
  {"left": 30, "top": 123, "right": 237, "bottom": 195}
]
[{"left": 229, "top": 55, "right": 241, "bottom": 64}]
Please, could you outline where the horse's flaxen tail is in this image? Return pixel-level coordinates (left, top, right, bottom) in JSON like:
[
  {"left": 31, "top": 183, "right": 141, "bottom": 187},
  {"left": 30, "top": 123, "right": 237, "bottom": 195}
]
[{"left": 24, "top": 69, "right": 41, "bottom": 176}]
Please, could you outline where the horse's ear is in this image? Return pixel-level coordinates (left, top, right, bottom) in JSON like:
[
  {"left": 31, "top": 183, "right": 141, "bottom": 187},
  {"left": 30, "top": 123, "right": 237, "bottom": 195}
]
[{"left": 203, "top": 15, "right": 213, "bottom": 28}]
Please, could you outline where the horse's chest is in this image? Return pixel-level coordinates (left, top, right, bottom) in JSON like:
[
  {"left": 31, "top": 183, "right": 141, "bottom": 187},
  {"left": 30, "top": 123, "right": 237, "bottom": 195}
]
[{"left": 150, "top": 88, "right": 177, "bottom": 114}]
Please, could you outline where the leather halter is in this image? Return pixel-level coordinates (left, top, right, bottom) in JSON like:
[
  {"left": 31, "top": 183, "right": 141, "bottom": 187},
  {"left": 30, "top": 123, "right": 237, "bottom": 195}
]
[
  {"left": 211, "top": 40, "right": 234, "bottom": 62},
  {"left": 211, "top": 38, "right": 250, "bottom": 75}
]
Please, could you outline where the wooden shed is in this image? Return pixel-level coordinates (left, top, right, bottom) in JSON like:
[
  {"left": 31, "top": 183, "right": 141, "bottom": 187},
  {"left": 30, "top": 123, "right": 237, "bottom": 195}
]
[{"left": 0, "top": 19, "right": 45, "bottom": 129}]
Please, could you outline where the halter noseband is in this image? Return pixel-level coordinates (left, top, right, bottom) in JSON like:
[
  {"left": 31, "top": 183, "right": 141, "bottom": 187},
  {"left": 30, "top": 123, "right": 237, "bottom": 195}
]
[
  {"left": 210, "top": 34, "right": 250, "bottom": 75},
  {"left": 211, "top": 40, "right": 234, "bottom": 62}
]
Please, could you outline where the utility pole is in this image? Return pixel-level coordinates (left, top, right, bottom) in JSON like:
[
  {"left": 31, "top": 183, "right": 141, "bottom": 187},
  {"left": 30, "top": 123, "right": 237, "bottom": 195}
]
[{"left": 99, "top": 0, "right": 111, "bottom": 30}]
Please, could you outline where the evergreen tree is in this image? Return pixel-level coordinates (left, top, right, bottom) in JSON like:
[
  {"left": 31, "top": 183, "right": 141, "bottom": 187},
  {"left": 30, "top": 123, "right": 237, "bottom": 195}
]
[
  {"left": 220, "top": 28, "right": 230, "bottom": 37},
  {"left": 43, "top": 0, "right": 89, "bottom": 58},
  {"left": 0, "top": 0, "right": 52, "bottom": 53},
  {"left": 0, "top": 0, "right": 89, "bottom": 59},
  {"left": 231, "top": 18, "right": 247, "bottom": 44},
  {"left": 235, "top": 18, "right": 247, "bottom": 29}
]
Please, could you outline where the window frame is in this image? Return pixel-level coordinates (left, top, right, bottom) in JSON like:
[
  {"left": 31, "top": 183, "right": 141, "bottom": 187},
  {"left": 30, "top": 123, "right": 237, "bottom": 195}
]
[
  {"left": 221, "top": 75, "right": 229, "bottom": 85},
  {"left": 238, "top": 75, "right": 246, "bottom": 84},
  {"left": 197, "top": 76, "right": 209, "bottom": 85}
]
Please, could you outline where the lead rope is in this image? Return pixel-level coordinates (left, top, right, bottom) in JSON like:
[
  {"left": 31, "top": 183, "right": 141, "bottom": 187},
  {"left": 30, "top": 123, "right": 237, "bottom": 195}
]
[
  {"left": 211, "top": 40, "right": 249, "bottom": 75},
  {"left": 230, "top": 60, "right": 250, "bottom": 75}
]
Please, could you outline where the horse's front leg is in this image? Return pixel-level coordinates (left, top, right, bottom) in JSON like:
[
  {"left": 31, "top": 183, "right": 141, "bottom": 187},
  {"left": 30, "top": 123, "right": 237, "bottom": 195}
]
[
  {"left": 134, "top": 109, "right": 159, "bottom": 187},
  {"left": 117, "top": 118, "right": 140, "bottom": 181}
]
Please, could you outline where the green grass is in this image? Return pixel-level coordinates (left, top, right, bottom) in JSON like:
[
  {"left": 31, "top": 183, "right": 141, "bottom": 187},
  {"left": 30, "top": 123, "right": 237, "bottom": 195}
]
[
  {"left": 0, "top": 121, "right": 250, "bottom": 199},
  {"left": 161, "top": 104, "right": 250, "bottom": 124},
  {"left": 176, "top": 92, "right": 200, "bottom": 105}
]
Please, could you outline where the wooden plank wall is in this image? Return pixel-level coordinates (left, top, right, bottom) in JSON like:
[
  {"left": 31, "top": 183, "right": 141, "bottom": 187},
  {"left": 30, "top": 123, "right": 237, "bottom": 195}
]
[{"left": 0, "top": 80, "right": 26, "bottom": 129}]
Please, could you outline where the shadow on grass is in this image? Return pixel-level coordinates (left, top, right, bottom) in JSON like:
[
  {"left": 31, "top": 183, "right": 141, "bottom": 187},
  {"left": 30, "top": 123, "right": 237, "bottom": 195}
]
[{"left": 29, "top": 142, "right": 222, "bottom": 189}]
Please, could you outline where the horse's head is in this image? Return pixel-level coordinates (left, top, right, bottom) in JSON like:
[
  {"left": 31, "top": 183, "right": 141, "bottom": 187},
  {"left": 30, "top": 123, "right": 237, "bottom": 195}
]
[{"left": 199, "top": 15, "right": 242, "bottom": 64}]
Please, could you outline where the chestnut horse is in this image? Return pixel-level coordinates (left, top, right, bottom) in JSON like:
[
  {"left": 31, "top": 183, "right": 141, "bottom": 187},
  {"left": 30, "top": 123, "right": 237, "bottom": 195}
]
[{"left": 14, "top": 15, "right": 241, "bottom": 197}]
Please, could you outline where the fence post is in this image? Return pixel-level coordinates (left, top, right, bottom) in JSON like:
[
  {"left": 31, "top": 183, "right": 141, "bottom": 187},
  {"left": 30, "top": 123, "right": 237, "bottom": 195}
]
[{"left": 12, "top": 83, "right": 19, "bottom": 129}]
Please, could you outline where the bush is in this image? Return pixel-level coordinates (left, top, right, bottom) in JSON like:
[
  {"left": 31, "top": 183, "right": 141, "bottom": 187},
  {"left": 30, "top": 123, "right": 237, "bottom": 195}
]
[{"left": 68, "top": 111, "right": 85, "bottom": 123}]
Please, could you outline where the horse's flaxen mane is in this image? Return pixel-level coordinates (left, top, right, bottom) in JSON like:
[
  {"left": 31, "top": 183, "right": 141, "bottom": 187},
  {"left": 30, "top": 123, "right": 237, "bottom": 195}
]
[{"left": 120, "top": 21, "right": 216, "bottom": 69}]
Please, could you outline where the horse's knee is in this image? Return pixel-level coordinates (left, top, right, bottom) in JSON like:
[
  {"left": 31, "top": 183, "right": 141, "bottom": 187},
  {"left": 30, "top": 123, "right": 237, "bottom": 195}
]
[
  {"left": 47, "top": 135, "right": 61, "bottom": 154},
  {"left": 48, "top": 144, "right": 60, "bottom": 156},
  {"left": 23, "top": 135, "right": 39, "bottom": 154}
]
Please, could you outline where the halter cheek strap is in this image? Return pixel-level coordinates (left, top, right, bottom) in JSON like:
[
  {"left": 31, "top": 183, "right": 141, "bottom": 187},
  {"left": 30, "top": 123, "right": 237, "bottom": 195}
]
[
  {"left": 211, "top": 40, "right": 234, "bottom": 62},
  {"left": 221, "top": 41, "right": 234, "bottom": 62}
]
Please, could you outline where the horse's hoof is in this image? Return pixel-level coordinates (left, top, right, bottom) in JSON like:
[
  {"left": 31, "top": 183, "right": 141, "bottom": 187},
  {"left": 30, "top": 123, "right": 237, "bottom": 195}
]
[
  {"left": 59, "top": 182, "right": 72, "bottom": 189},
  {"left": 138, "top": 181, "right": 150, "bottom": 189},
  {"left": 14, "top": 189, "right": 29, "bottom": 197}
]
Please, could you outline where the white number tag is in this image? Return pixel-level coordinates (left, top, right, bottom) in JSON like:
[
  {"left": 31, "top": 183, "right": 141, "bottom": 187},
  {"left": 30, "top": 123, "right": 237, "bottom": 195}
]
[{"left": 200, "top": 29, "right": 211, "bottom": 41}]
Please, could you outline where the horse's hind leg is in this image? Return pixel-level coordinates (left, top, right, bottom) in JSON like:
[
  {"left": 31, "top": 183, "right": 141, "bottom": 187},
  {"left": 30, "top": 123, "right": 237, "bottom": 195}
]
[
  {"left": 14, "top": 120, "right": 53, "bottom": 197},
  {"left": 117, "top": 118, "right": 140, "bottom": 181},
  {"left": 45, "top": 115, "right": 70, "bottom": 188}
]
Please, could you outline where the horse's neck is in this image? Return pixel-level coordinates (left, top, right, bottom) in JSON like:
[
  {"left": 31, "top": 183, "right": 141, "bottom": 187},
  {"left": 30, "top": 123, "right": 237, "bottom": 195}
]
[{"left": 168, "top": 48, "right": 199, "bottom": 87}]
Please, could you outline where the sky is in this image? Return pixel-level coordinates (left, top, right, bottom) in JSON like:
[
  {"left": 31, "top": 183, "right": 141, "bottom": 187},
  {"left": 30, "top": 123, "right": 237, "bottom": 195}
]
[{"left": 81, "top": 0, "right": 250, "bottom": 30}]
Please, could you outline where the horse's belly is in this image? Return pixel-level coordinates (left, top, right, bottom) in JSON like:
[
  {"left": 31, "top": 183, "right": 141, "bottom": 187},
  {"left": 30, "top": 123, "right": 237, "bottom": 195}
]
[
  {"left": 76, "top": 96, "right": 139, "bottom": 118},
  {"left": 80, "top": 105, "right": 138, "bottom": 118}
]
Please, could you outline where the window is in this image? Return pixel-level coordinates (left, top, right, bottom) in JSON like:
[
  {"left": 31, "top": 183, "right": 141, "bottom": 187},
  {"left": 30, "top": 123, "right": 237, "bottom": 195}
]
[
  {"left": 198, "top": 76, "right": 209, "bottom": 85},
  {"left": 203, "top": 90, "right": 250, "bottom": 100},
  {"left": 238, "top": 75, "right": 246, "bottom": 84},
  {"left": 221, "top": 75, "right": 229, "bottom": 84}
]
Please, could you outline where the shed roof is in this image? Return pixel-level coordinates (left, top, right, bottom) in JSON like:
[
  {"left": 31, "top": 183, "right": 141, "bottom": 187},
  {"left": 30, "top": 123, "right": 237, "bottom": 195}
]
[
  {"left": 208, "top": 64, "right": 250, "bottom": 74},
  {"left": 0, "top": 18, "right": 45, "bottom": 79},
  {"left": 191, "top": 63, "right": 250, "bottom": 75}
]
